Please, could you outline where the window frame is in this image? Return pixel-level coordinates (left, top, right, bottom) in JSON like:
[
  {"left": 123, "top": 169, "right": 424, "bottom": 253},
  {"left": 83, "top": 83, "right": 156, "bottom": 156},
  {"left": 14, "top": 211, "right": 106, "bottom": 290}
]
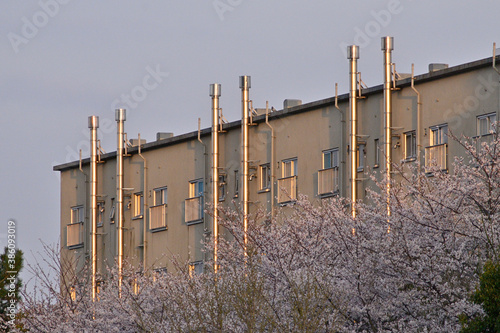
[
  {"left": 97, "top": 201, "right": 104, "bottom": 227},
  {"left": 259, "top": 163, "right": 271, "bottom": 192},
  {"left": 281, "top": 158, "right": 298, "bottom": 178},
  {"left": 430, "top": 124, "right": 448, "bottom": 146},
  {"left": 71, "top": 205, "right": 84, "bottom": 224},
  {"left": 477, "top": 112, "right": 497, "bottom": 136},
  {"left": 153, "top": 186, "right": 168, "bottom": 207},
  {"left": 404, "top": 130, "right": 417, "bottom": 162},
  {"left": 234, "top": 170, "right": 239, "bottom": 198},
  {"left": 322, "top": 148, "right": 339, "bottom": 170},
  {"left": 218, "top": 174, "right": 226, "bottom": 201},
  {"left": 133, "top": 192, "right": 144, "bottom": 219},
  {"left": 357, "top": 143, "right": 366, "bottom": 172},
  {"left": 374, "top": 139, "right": 380, "bottom": 168},
  {"left": 189, "top": 179, "right": 204, "bottom": 199}
]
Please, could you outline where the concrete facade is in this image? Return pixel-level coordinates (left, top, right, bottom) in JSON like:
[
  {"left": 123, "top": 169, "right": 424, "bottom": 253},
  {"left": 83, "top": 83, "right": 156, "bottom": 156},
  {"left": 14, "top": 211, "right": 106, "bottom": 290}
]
[{"left": 54, "top": 50, "right": 500, "bottom": 283}]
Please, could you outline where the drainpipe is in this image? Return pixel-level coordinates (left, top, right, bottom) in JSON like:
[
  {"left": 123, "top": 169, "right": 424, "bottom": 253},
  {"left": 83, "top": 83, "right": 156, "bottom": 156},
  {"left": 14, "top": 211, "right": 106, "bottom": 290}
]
[
  {"left": 410, "top": 64, "right": 422, "bottom": 171},
  {"left": 88, "top": 116, "right": 98, "bottom": 302},
  {"left": 382, "top": 36, "right": 393, "bottom": 219},
  {"left": 137, "top": 134, "right": 147, "bottom": 272},
  {"left": 210, "top": 83, "right": 221, "bottom": 272},
  {"left": 115, "top": 109, "right": 126, "bottom": 295},
  {"left": 493, "top": 43, "right": 500, "bottom": 128},
  {"left": 347, "top": 46, "right": 359, "bottom": 218},
  {"left": 240, "top": 75, "right": 250, "bottom": 256},
  {"left": 265, "top": 101, "right": 275, "bottom": 218},
  {"left": 335, "top": 83, "right": 345, "bottom": 197}
]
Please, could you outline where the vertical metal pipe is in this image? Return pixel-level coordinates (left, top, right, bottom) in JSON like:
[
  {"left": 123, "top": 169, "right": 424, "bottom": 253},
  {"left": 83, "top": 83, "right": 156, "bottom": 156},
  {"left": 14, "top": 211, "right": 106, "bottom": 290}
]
[
  {"left": 115, "top": 109, "right": 126, "bottom": 295},
  {"left": 347, "top": 46, "right": 359, "bottom": 218},
  {"left": 210, "top": 83, "right": 221, "bottom": 272},
  {"left": 265, "top": 101, "right": 275, "bottom": 218},
  {"left": 411, "top": 64, "right": 422, "bottom": 170},
  {"left": 88, "top": 116, "right": 99, "bottom": 302},
  {"left": 382, "top": 36, "right": 393, "bottom": 218},
  {"left": 239, "top": 75, "right": 250, "bottom": 256},
  {"left": 137, "top": 134, "right": 147, "bottom": 272}
]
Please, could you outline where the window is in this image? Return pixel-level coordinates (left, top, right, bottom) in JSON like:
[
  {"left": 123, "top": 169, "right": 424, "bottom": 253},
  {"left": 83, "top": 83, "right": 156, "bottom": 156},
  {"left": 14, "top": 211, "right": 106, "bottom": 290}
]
[
  {"left": 426, "top": 124, "right": 448, "bottom": 172},
  {"left": 477, "top": 113, "right": 496, "bottom": 136},
  {"left": 278, "top": 158, "right": 298, "bottom": 204},
  {"left": 404, "top": 131, "right": 417, "bottom": 161},
  {"left": 259, "top": 164, "right": 271, "bottom": 191},
  {"left": 68, "top": 206, "right": 84, "bottom": 248},
  {"left": 151, "top": 187, "right": 168, "bottom": 231},
  {"left": 189, "top": 261, "right": 204, "bottom": 277},
  {"left": 189, "top": 179, "right": 204, "bottom": 198},
  {"left": 234, "top": 170, "right": 239, "bottom": 198},
  {"left": 322, "top": 149, "right": 339, "bottom": 169},
  {"left": 357, "top": 144, "right": 366, "bottom": 172},
  {"left": 430, "top": 124, "right": 448, "bottom": 146},
  {"left": 71, "top": 206, "right": 84, "bottom": 224},
  {"left": 154, "top": 187, "right": 168, "bottom": 206},
  {"left": 282, "top": 158, "right": 298, "bottom": 178},
  {"left": 133, "top": 192, "right": 144, "bottom": 218},
  {"left": 319, "top": 149, "right": 339, "bottom": 197},
  {"left": 374, "top": 139, "right": 380, "bottom": 168},
  {"left": 218, "top": 175, "right": 226, "bottom": 201},
  {"left": 185, "top": 179, "right": 204, "bottom": 224},
  {"left": 109, "top": 198, "right": 115, "bottom": 223},
  {"left": 97, "top": 202, "right": 104, "bottom": 227}
]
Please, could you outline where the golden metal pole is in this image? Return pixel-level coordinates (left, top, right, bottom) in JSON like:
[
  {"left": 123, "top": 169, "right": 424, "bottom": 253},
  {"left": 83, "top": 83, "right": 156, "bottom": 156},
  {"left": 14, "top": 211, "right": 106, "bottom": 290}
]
[
  {"left": 210, "top": 83, "right": 221, "bottom": 272},
  {"left": 347, "top": 46, "right": 359, "bottom": 218}
]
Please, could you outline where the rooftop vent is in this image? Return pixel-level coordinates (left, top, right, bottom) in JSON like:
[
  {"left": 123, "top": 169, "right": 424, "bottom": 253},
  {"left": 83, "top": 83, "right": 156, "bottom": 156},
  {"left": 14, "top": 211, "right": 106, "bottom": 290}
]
[
  {"left": 129, "top": 139, "right": 146, "bottom": 147},
  {"left": 428, "top": 63, "right": 449, "bottom": 72},
  {"left": 156, "top": 132, "right": 174, "bottom": 141},
  {"left": 283, "top": 99, "right": 302, "bottom": 109}
]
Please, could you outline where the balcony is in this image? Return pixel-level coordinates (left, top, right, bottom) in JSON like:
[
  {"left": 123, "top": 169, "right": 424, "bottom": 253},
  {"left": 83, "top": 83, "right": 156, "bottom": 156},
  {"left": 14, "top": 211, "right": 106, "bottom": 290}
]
[
  {"left": 277, "top": 176, "right": 297, "bottom": 204},
  {"left": 67, "top": 222, "right": 84, "bottom": 248},
  {"left": 425, "top": 143, "right": 448, "bottom": 173},
  {"left": 150, "top": 204, "right": 167, "bottom": 231},
  {"left": 185, "top": 196, "right": 203, "bottom": 225},
  {"left": 318, "top": 167, "right": 339, "bottom": 197}
]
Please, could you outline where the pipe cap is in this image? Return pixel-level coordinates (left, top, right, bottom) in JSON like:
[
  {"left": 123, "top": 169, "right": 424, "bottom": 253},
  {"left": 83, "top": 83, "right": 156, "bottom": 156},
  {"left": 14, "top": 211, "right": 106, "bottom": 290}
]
[
  {"left": 115, "top": 109, "right": 126, "bottom": 121},
  {"left": 88, "top": 116, "right": 99, "bottom": 128},
  {"left": 239, "top": 76, "right": 251, "bottom": 89},
  {"left": 210, "top": 83, "right": 221, "bottom": 97}
]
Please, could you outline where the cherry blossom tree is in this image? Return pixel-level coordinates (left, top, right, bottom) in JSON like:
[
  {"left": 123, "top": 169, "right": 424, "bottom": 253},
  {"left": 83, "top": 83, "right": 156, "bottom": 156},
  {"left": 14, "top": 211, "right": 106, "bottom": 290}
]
[{"left": 14, "top": 129, "right": 500, "bottom": 332}]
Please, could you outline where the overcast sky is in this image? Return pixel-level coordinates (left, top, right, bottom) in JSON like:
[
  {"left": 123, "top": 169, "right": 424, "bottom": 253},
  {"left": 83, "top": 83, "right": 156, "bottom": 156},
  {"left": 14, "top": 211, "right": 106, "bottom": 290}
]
[{"left": 1, "top": 0, "right": 499, "bottom": 284}]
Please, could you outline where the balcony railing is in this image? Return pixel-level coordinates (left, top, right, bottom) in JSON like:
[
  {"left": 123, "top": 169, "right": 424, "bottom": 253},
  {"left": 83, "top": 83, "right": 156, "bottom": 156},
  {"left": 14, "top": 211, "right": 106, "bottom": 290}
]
[
  {"left": 185, "top": 196, "right": 203, "bottom": 224},
  {"left": 425, "top": 143, "right": 448, "bottom": 173},
  {"left": 150, "top": 204, "right": 167, "bottom": 230},
  {"left": 67, "top": 222, "right": 84, "bottom": 248},
  {"left": 277, "top": 175, "right": 297, "bottom": 204},
  {"left": 318, "top": 167, "right": 339, "bottom": 196}
]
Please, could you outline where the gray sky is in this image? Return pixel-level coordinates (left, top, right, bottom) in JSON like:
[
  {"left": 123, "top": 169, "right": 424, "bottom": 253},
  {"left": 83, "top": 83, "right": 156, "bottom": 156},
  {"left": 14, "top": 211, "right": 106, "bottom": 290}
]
[{"left": 1, "top": 0, "right": 499, "bottom": 283}]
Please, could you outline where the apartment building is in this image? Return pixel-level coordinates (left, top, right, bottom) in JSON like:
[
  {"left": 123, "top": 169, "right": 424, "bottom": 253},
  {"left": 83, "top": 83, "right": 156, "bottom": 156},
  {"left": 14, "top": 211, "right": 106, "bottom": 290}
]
[{"left": 54, "top": 37, "right": 499, "bottom": 293}]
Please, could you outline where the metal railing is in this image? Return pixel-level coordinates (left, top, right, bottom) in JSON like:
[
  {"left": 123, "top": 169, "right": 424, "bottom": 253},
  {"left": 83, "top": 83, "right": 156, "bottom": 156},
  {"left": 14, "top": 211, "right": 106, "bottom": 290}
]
[
  {"left": 318, "top": 167, "right": 339, "bottom": 196},
  {"left": 67, "top": 222, "right": 84, "bottom": 248},
  {"left": 150, "top": 204, "right": 167, "bottom": 230},
  {"left": 425, "top": 143, "right": 448, "bottom": 173},
  {"left": 185, "top": 196, "right": 203, "bottom": 224},
  {"left": 277, "top": 175, "right": 297, "bottom": 204}
]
